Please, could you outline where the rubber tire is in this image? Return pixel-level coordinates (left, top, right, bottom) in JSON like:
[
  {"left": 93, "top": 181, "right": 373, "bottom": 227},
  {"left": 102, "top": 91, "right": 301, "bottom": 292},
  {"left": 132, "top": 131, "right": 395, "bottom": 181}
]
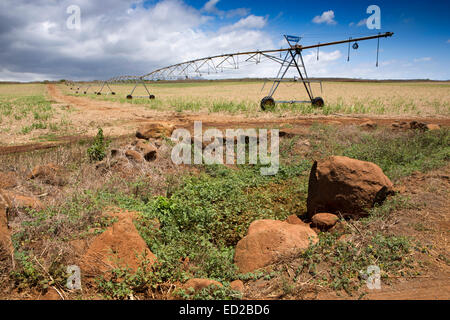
[
  {"left": 126, "top": 95, "right": 133, "bottom": 100},
  {"left": 97, "top": 92, "right": 101, "bottom": 95},
  {"left": 149, "top": 95, "right": 155, "bottom": 99},
  {"left": 111, "top": 92, "right": 116, "bottom": 95},
  {"left": 261, "top": 96, "right": 276, "bottom": 111},
  {"left": 312, "top": 97, "right": 324, "bottom": 108}
]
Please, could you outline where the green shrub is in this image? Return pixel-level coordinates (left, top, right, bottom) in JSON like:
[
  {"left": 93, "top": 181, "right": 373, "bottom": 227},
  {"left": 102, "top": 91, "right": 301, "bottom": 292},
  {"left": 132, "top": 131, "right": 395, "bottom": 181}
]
[{"left": 87, "top": 128, "right": 110, "bottom": 162}]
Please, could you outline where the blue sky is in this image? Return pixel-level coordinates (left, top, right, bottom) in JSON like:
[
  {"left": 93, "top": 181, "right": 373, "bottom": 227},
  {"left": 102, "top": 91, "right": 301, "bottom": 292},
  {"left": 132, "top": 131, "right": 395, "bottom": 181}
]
[
  {"left": 184, "top": 0, "right": 450, "bottom": 80},
  {"left": 0, "top": 0, "right": 448, "bottom": 81}
]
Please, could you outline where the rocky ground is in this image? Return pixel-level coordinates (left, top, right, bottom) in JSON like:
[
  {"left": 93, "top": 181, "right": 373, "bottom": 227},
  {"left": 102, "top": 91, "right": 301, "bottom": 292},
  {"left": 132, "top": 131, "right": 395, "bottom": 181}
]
[{"left": 0, "top": 117, "right": 449, "bottom": 300}]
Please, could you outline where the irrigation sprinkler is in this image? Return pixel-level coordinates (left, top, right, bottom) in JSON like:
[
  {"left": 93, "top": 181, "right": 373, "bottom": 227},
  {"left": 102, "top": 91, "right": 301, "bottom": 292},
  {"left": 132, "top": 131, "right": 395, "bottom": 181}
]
[
  {"left": 126, "top": 78, "right": 155, "bottom": 100},
  {"left": 103, "top": 32, "right": 393, "bottom": 109},
  {"left": 105, "top": 75, "right": 155, "bottom": 100},
  {"left": 96, "top": 80, "right": 116, "bottom": 96},
  {"left": 140, "top": 32, "right": 393, "bottom": 109},
  {"left": 76, "top": 81, "right": 102, "bottom": 95}
]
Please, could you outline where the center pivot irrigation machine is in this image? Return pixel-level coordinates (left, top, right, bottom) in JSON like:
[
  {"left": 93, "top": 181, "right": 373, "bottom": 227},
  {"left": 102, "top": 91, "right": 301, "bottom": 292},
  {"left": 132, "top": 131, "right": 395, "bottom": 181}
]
[{"left": 70, "top": 32, "right": 394, "bottom": 110}]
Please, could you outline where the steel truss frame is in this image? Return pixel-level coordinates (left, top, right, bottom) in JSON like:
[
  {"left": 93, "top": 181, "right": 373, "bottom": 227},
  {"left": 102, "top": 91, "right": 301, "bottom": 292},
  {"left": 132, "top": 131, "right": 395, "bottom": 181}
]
[{"left": 68, "top": 32, "right": 394, "bottom": 109}]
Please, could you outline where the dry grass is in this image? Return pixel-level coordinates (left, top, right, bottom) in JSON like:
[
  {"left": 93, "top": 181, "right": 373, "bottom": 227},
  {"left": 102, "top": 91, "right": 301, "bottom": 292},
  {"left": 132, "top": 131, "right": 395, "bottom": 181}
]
[
  {"left": 2, "top": 81, "right": 448, "bottom": 147},
  {"left": 67, "top": 81, "right": 450, "bottom": 116},
  {"left": 0, "top": 84, "right": 76, "bottom": 145}
]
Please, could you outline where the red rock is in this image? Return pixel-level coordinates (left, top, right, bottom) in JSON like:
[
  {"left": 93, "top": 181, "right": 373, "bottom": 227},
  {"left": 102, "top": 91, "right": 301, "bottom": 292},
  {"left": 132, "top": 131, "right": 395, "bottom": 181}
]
[
  {"left": 80, "top": 213, "right": 156, "bottom": 277},
  {"left": 230, "top": 280, "right": 244, "bottom": 293},
  {"left": 284, "top": 214, "right": 306, "bottom": 226},
  {"left": 183, "top": 278, "right": 222, "bottom": 292},
  {"left": 307, "top": 156, "right": 394, "bottom": 218},
  {"left": 28, "top": 163, "right": 66, "bottom": 186},
  {"left": 392, "top": 122, "right": 408, "bottom": 129},
  {"left": 426, "top": 124, "right": 440, "bottom": 131},
  {"left": 360, "top": 121, "right": 377, "bottom": 129},
  {"left": 136, "top": 123, "right": 175, "bottom": 140},
  {"left": 0, "top": 171, "right": 17, "bottom": 189},
  {"left": 234, "top": 219, "right": 317, "bottom": 273},
  {"left": 125, "top": 150, "right": 144, "bottom": 163},
  {"left": 0, "top": 193, "right": 13, "bottom": 264},
  {"left": 0, "top": 190, "right": 43, "bottom": 211},
  {"left": 311, "top": 213, "right": 339, "bottom": 230},
  {"left": 134, "top": 140, "right": 157, "bottom": 161}
]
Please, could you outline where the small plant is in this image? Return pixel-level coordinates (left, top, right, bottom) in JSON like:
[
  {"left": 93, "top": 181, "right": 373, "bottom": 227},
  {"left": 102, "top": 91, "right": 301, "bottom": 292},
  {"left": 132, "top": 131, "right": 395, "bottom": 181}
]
[
  {"left": 175, "top": 284, "right": 241, "bottom": 300},
  {"left": 87, "top": 128, "right": 110, "bottom": 162},
  {"left": 295, "top": 232, "right": 413, "bottom": 294}
]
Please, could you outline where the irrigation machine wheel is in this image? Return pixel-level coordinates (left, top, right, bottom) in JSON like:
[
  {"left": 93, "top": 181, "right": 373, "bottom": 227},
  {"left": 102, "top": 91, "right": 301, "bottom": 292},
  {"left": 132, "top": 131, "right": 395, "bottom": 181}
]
[
  {"left": 126, "top": 95, "right": 133, "bottom": 100},
  {"left": 149, "top": 95, "right": 155, "bottom": 99},
  {"left": 260, "top": 96, "right": 276, "bottom": 111},
  {"left": 311, "top": 97, "right": 324, "bottom": 108},
  {"left": 111, "top": 92, "right": 116, "bottom": 95}
]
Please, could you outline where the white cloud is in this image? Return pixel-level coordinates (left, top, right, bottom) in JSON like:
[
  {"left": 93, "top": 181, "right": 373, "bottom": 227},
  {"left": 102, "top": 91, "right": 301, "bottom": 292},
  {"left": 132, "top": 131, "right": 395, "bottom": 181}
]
[
  {"left": 203, "top": 0, "right": 220, "bottom": 13},
  {"left": 0, "top": 0, "right": 273, "bottom": 81},
  {"left": 0, "top": 68, "right": 56, "bottom": 82},
  {"left": 220, "top": 15, "right": 267, "bottom": 32},
  {"left": 312, "top": 10, "right": 337, "bottom": 25},
  {"left": 349, "top": 19, "right": 366, "bottom": 27},
  {"left": 202, "top": 0, "right": 249, "bottom": 18},
  {"left": 300, "top": 50, "right": 342, "bottom": 77},
  {"left": 0, "top": 1, "right": 446, "bottom": 81},
  {"left": 413, "top": 57, "right": 432, "bottom": 62},
  {"left": 357, "top": 19, "right": 367, "bottom": 27}
]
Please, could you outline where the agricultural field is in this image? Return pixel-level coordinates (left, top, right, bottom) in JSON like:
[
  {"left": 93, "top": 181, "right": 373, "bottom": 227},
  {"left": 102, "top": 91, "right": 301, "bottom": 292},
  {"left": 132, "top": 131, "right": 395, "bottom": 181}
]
[
  {"left": 0, "top": 80, "right": 449, "bottom": 301},
  {"left": 0, "top": 84, "right": 76, "bottom": 146},
  {"left": 63, "top": 80, "right": 450, "bottom": 116}
]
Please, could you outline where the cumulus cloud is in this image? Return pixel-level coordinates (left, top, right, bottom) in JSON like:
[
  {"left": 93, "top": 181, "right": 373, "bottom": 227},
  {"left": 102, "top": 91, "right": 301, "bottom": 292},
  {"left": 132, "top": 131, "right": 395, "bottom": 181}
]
[
  {"left": 202, "top": 0, "right": 249, "bottom": 18},
  {"left": 413, "top": 57, "right": 432, "bottom": 62},
  {"left": 312, "top": 10, "right": 337, "bottom": 25},
  {"left": 220, "top": 15, "right": 267, "bottom": 32},
  {"left": 301, "top": 50, "right": 342, "bottom": 77},
  {"left": 0, "top": 0, "right": 273, "bottom": 81}
]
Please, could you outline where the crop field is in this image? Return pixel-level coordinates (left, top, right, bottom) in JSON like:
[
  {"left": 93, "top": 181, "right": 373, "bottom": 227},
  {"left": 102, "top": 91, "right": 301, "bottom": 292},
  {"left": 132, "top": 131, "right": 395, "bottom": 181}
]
[
  {"left": 63, "top": 81, "right": 450, "bottom": 116},
  {"left": 0, "top": 80, "right": 449, "bottom": 301},
  {"left": 0, "top": 84, "right": 76, "bottom": 145}
]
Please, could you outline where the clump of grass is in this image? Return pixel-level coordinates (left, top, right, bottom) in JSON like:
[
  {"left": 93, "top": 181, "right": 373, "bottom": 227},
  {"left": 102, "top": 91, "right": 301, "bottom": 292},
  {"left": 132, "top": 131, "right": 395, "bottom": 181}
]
[
  {"left": 10, "top": 251, "right": 68, "bottom": 291},
  {"left": 208, "top": 100, "right": 251, "bottom": 113},
  {"left": 85, "top": 162, "right": 310, "bottom": 297},
  {"left": 87, "top": 128, "right": 110, "bottom": 162},
  {"left": 21, "top": 122, "right": 48, "bottom": 134},
  {"left": 295, "top": 232, "right": 413, "bottom": 294},
  {"left": 343, "top": 129, "right": 450, "bottom": 180},
  {"left": 309, "top": 124, "right": 449, "bottom": 181}
]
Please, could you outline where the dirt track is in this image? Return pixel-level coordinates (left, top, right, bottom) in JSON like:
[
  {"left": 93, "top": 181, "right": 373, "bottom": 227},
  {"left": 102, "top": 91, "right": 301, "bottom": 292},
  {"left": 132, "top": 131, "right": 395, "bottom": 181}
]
[{"left": 1, "top": 84, "right": 449, "bottom": 156}]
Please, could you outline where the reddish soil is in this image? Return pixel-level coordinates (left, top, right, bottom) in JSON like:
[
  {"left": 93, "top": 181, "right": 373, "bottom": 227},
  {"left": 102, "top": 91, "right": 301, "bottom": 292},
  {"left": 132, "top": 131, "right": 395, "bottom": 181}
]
[
  {"left": 321, "top": 166, "right": 450, "bottom": 300},
  {"left": 1, "top": 84, "right": 448, "bottom": 156}
]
